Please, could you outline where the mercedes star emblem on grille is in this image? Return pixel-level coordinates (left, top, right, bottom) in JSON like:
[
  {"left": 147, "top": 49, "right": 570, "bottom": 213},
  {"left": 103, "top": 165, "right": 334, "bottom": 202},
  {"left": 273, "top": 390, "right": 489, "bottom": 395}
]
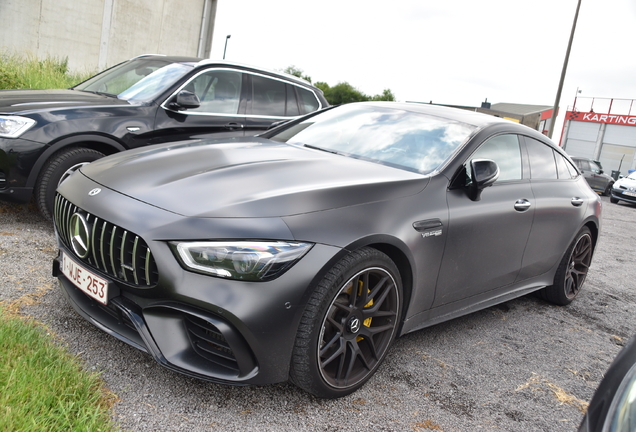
[{"left": 69, "top": 213, "right": 90, "bottom": 258}]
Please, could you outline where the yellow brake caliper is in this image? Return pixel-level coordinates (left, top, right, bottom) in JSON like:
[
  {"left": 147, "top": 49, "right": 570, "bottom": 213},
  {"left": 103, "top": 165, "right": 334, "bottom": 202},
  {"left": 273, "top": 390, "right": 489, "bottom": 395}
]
[{"left": 357, "top": 280, "right": 373, "bottom": 341}]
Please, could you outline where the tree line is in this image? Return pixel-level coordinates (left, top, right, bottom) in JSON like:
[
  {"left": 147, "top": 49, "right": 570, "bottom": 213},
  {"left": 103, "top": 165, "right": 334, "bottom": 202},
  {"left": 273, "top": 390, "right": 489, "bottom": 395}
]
[{"left": 283, "top": 66, "right": 395, "bottom": 105}]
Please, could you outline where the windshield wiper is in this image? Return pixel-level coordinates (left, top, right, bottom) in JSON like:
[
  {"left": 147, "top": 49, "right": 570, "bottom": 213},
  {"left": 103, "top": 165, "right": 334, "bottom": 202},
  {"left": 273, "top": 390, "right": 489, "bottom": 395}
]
[
  {"left": 303, "top": 144, "right": 342, "bottom": 155},
  {"left": 78, "top": 89, "right": 118, "bottom": 98}
]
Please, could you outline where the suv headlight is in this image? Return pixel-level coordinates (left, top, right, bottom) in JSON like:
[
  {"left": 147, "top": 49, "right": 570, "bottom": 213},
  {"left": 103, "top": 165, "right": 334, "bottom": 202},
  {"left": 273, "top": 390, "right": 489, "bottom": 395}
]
[
  {"left": 0, "top": 116, "right": 36, "bottom": 138},
  {"left": 171, "top": 241, "right": 313, "bottom": 281}
]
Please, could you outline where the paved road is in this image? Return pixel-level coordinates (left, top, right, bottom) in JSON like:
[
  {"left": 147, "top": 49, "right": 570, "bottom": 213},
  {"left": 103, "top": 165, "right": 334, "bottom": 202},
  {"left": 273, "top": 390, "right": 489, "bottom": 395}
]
[{"left": 1, "top": 196, "right": 635, "bottom": 432}]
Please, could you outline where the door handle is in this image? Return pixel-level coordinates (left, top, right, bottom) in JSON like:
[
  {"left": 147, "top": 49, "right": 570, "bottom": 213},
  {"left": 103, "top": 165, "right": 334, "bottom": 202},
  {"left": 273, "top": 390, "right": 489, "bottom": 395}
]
[
  {"left": 514, "top": 199, "right": 531, "bottom": 212},
  {"left": 225, "top": 122, "right": 244, "bottom": 130},
  {"left": 571, "top": 197, "right": 584, "bottom": 207}
]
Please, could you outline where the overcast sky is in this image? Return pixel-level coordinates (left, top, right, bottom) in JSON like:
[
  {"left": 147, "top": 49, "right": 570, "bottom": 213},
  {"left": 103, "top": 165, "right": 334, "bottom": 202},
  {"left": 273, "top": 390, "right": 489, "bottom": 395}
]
[{"left": 210, "top": 0, "right": 636, "bottom": 141}]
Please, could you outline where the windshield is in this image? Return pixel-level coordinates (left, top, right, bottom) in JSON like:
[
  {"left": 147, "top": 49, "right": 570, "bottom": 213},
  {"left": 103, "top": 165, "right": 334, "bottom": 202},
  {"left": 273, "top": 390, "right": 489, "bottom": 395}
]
[
  {"left": 74, "top": 58, "right": 193, "bottom": 102},
  {"left": 270, "top": 104, "right": 477, "bottom": 174}
]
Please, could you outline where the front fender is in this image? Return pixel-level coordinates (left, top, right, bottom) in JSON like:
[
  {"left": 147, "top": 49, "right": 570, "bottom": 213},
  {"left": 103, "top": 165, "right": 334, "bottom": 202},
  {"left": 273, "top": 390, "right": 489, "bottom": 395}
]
[{"left": 25, "top": 134, "right": 126, "bottom": 187}]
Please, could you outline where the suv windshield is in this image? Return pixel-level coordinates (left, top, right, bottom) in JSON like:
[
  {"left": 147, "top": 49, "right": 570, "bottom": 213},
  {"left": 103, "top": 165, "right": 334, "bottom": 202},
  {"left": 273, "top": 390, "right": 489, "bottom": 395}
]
[
  {"left": 270, "top": 104, "right": 476, "bottom": 174},
  {"left": 74, "top": 58, "right": 194, "bottom": 102}
]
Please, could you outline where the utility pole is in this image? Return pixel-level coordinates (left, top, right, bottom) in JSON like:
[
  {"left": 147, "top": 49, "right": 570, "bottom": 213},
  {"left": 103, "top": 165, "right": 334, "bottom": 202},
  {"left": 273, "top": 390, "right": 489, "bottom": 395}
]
[
  {"left": 223, "top": 35, "right": 231, "bottom": 59},
  {"left": 548, "top": 0, "right": 582, "bottom": 139}
]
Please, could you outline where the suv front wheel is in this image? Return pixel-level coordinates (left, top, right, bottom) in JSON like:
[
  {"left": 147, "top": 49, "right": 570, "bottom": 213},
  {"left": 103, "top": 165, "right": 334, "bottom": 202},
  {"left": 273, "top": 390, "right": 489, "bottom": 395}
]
[{"left": 35, "top": 147, "right": 105, "bottom": 220}]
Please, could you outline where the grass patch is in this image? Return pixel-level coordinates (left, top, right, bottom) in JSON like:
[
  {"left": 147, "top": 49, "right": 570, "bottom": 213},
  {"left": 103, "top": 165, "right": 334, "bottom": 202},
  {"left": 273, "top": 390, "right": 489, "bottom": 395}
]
[
  {"left": 0, "top": 54, "right": 116, "bottom": 430},
  {"left": 0, "top": 306, "right": 118, "bottom": 431},
  {"left": 0, "top": 51, "right": 93, "bottom": 90}
]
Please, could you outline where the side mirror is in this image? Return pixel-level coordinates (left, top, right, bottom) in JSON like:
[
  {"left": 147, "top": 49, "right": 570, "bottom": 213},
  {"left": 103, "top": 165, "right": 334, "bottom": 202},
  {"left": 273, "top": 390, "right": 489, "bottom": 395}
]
[
  {"left": 468, "top": 159, "right": 499, "bottom": 201},
  {"left": 169, "top": 90, "right": 200, "bottom": 111}
]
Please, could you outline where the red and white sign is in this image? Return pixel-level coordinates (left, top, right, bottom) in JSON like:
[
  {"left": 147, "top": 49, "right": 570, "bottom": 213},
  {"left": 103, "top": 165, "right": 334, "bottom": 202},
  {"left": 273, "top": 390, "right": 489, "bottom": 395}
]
[{"left": 566, "top": 111, "right": 636, "bottom": 126}]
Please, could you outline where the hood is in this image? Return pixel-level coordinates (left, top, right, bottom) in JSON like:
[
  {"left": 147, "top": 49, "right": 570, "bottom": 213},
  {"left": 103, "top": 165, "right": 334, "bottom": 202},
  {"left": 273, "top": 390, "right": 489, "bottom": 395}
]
[
  {"left": 616, "top": 174, "right": 636, "bottom": 189},
  {"left": 0, "top": 89, "right": 131, "bottom": 114},
  {"left": 79, "top": 138, "right": 428, "bottom": 218}
]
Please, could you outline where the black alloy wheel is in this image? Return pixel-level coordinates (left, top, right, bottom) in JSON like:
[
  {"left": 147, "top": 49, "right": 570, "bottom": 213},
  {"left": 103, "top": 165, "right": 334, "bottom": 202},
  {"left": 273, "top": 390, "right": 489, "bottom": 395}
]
[
  {"left": 540, "top": 226, "right": 593, "bottom": 305},
  {"left": 290, "top": 247, "right": 402, "bottom": 398}
]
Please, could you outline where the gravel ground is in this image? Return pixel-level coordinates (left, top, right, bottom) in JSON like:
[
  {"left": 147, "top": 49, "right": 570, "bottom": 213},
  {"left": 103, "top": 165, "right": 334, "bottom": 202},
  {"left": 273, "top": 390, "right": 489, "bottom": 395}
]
[{"left": 1, "top": 196, "right": 635, "bottom": 432}]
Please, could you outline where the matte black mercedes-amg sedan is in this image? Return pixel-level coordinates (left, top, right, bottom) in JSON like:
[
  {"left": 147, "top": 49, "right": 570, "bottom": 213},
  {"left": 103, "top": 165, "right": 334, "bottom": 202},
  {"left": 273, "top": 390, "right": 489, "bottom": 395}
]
[{"left": 52, "top": 102, "right": 601, "bottom": 398}]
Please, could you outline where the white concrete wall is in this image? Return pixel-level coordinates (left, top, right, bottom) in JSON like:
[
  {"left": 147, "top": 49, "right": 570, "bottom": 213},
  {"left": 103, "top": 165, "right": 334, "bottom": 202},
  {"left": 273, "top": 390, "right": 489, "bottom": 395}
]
[{"left": 0, "top": 0, "right": 216, "bottom": 73}]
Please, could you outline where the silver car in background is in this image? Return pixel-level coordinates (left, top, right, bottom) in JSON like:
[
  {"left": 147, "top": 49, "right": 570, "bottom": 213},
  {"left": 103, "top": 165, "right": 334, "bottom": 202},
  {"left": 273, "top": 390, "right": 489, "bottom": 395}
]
[{"left": 610, "top": 171, "right": 636, "bottom": 205}]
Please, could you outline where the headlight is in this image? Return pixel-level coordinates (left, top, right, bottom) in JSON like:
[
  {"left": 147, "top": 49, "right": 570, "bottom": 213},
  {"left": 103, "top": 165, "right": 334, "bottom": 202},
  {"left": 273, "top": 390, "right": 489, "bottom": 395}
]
[
  {"left": 0, "top": 116, "right": 36, "bottom": 138},
  {"left": 171, "top": 241, "right": 314, "bottom": 281}
]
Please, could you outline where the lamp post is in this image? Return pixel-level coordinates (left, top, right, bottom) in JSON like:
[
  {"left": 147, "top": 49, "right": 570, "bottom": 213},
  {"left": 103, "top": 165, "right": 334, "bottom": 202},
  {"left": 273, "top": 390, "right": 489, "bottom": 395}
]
[
  {"left": 548, "top": 0, "right": 582, "bottom": 138},
  {"left": 223, "top": 35, "right": 231, "bottom": 59}
]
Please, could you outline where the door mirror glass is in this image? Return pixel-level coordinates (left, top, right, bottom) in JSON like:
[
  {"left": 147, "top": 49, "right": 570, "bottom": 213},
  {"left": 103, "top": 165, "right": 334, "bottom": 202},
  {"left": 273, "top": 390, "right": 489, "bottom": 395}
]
[
  {"left": 173, "top": 90, "right": 201, "bottom": 110},
  {"left": 468, "top": 159, "right": 499, "bottom": 201}
]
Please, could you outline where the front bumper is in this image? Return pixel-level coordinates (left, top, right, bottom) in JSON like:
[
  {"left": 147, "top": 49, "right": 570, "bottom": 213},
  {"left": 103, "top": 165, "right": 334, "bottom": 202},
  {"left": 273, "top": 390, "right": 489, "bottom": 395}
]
[
  {"left": 0, "top": 136, "right": 46, "bottom": 203},
  {"left": 54, "top": 254, "right": 259, "bottom": 383},
  {"left": 52, "top": 175, "right": 342, "bottom": 385},
  {"left": 611, "top": 188, "right": 636, "bottom": 204},
  {"left": 53, "top": 238, "right": 340, "bottom": 385}
]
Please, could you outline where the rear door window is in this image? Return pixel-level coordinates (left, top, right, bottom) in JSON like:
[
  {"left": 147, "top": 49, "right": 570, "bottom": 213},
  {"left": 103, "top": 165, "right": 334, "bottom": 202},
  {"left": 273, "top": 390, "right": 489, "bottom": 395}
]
[
  {"left": 556, "top": 153, "right": 579, "bottom": 179},
  {"left": 577, "top": 159, "right": 590, "bottom": 171},
  {"left": 525, "top": 137, "right": 558, "bottom": 179},
  {"left": 589, "top": 160, "right": 602, "bottom": 173},
  {"left": 251, "top": 75, "right": 287, "bottom": 116}
]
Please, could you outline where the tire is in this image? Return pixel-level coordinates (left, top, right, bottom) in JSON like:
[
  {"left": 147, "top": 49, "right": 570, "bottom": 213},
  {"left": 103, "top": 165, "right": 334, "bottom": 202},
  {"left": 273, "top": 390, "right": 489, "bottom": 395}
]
[
  {"left": 539, "top": 226, "right": 593, "bottom": 306},
  {"left": 290, "top": 247, "right": 402, "bottom": 398},
  {"left": 35, "top": 147, "right": 105, "bottom": 220},
  {"left": 603, "top": 182, "right": 614, "bottom": 196},
  {"left": 610, "top": 196, "right": 619, "bottom": 204}
]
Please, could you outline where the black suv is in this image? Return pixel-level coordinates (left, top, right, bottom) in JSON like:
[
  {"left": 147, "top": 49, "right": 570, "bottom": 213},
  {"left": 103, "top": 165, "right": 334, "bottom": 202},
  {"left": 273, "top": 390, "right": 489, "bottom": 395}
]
[
  {"left": 571, "top": 156, "right": 614, "bottom": 196},
  {"left": 0, "top": 54, "right": 328, "bottom": 219}
]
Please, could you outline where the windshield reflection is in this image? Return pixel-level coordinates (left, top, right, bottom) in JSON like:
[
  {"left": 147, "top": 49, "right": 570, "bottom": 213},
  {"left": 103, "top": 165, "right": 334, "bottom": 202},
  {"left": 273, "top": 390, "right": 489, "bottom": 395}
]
[
  {"left": 74, "top": 59, "right": 193, "bottom": 102},
  {"left": 271, "top": 104, "right": 476, "bottom": 174}
]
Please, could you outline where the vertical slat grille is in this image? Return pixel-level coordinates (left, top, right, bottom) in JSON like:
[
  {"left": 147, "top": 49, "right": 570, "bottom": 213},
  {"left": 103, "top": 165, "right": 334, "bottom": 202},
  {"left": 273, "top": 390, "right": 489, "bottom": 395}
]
[{"left": 54, "top": 194, "right": 159, "bottom": 287}]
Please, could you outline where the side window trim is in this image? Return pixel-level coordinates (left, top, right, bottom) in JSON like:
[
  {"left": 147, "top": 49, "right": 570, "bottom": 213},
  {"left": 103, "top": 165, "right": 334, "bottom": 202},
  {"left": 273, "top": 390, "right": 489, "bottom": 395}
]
[
  {"left": 286, "top": 84, "right": 301, "bottom": 117},
  {"left": 244, "top": 71, "right": 323, "bottom": 118},
  {"left": 161, "top": 67, "right": 243, "bottom": 117},
  {"left": 238, "top": 72, "right": 249, "bottom": 115},
  {"left": 161, "top": 68, "right": 322, "bottom": 119}
]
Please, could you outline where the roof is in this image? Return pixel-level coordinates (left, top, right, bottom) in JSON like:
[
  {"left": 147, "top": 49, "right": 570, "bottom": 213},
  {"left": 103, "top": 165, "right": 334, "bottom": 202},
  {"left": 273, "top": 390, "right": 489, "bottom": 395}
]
[
  {"left": 196, "top": 59, "right": 314, "bottom": 87},
  {"left": 489, "top": 103, "right": 553, "bottom": 116},
  {"left": 130, "top": 55, "right": 316, "bottom": 88},
  {"left": 364, "top": 102, "right": 515, "bottom": 128}
]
